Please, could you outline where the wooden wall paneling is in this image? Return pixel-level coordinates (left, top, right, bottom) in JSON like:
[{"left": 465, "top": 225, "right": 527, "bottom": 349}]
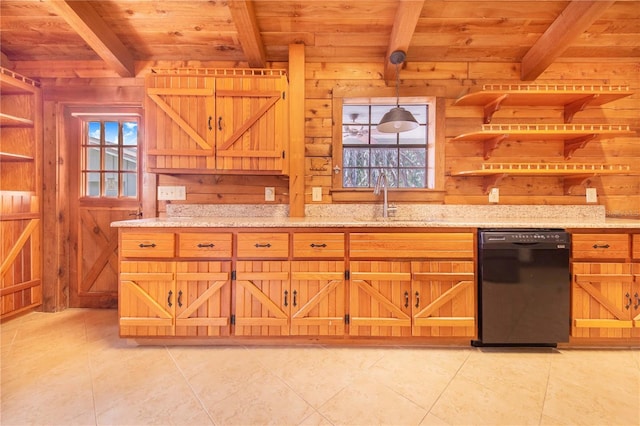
[{"left": 289, "top": 43, "right": 306, "bottom": 216}]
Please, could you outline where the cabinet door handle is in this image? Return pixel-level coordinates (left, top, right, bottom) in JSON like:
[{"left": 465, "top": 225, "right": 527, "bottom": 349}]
[
  {"left": 177, "top": 290, "right": 183, "bottom": 308},
  {"left": 218, "top": 116, "right": 223, "bottom": 131},
  {"left": 255, "top": 243, "right": 272, "bottom": 248},
  {"left": 634, "top": 293, "right": 640, "bottom": 310},
  {"left": 208, "top": 116, "right": 212, "bottom": 131},
  {"left": 415, "top": 291, "right": 420, "bottom": 309},
  {"left": 310, "top": 243, "right": 327, "bottom": 248},
  {"left": 197, "top": 243, "right": 215, "bottom": 248},
  {"left": 138, "top": 243, "right": 156, "bottom": 248},
  {"left": 168, "top": 290, "right": 173, "bottom": 308},
  {"left": 293, "top": 290, "right": 297, "bottom": 307},
  {"left": 404, "top": 291, "right": 409, "bottom": 308},
  {"left": 284, "top": 290, "right": 289, "bottom": 307},
  {"left": 592, "top": 244, "right": 610, "bottom": 249},
  {"left": 625, "top": 292, "right": 632, "bottom": 310}
]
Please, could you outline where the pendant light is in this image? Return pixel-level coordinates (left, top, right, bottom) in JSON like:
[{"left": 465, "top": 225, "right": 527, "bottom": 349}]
[{"left": 377, "top": 50, "right": 419, "bottom": 133}]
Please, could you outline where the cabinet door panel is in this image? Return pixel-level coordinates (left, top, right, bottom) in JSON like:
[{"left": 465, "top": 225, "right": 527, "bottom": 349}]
[
  {"left": 234, "top": 261, "right": 290, "bottom": 336},
  {"left": 349, "top": 261, "right": 412, "bottom": 337},
  {"left": 175, "top": 261, "right": 231, "bottom": 337},
  {"left": 215, "top": 76, "right": 286, "bottom": 173},
  {"left": 290, "top": 261, "right": 345, "bottom": 336},
  {"left": 411, "top": 261, "right": 475, "bottom": 337},
  {"left": 119, "top": 261, "right": 174, "bottom": 337},
  {"left": 572, "top": 262, "right": 634, "bottom": 339}
]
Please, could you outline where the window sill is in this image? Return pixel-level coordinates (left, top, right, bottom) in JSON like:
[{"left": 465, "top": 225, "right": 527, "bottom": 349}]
[{"left": 330, "top": 189, "right": 445, "bottom": 203}]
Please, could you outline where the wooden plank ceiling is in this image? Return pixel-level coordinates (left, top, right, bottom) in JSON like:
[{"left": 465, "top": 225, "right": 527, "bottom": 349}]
[{"left": 0, "top": 0, "right": 638, "bottom": 80}]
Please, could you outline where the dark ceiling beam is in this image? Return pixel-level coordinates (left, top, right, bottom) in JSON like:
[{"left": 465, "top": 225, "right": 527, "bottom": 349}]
[
  {"left": 383, "top": 0, "right": 425, "bottom": 84},
  {"left": 228, "top": 0, "right": 267, "bottom": 68},
  {"left": 46, "top": 0, "right": 135, "bottom": 77},
  {"left": 520, "top": 0, "right": 614, "bottom": 81}
]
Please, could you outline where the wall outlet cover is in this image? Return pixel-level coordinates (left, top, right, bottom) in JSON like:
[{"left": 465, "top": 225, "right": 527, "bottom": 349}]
[
  {"left": 489, "top": 187, "right": 500, "bottom": 203},
  {"left": 265, "top": 187, "right": 275, "bottom": 202},
  {"left": 586, "top": 188, "right": 597, "bottom": 203},
  {"left": 312, "top": 187, "right": 322, "bottom": 202}
]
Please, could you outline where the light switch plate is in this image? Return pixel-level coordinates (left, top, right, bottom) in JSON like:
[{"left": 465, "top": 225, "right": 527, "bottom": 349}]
[
  {"left": 312, "top": 187, "right": 322, "bottom": 202},
  {"left": 265, "top": 187, "right": 275, "bottom": 202},
  {"left": 586, "top": 188, "right": 597, "bottom": 203},
  {"left": 489, "top": 187, "right": 499, "bottom": 203},
  {"left": 157, "top": 186, "right": 186, "bottom": 201}
]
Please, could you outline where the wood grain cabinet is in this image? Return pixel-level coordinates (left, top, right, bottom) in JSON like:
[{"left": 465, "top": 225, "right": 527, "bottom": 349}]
[
  {"left": 571, "top": 232, "right": 639, "bottom": 341},
  {"left": 0, "top": 67, "right": 42, "bottom": 320},
  {"left": 145, "top": 68, "right": 289, "bottom": 175}
]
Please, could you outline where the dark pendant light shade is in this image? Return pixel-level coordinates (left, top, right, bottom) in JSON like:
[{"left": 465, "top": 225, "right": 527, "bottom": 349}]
[{"left": 377, "top": 50, "right": 419, "bottom": 133}]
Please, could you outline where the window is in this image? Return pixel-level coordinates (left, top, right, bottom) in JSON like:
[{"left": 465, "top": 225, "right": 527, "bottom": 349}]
[
  {"left": 333, "top": 96, "right": 442, "bottom": 198},
  {"left": 81, "top": 119, "right": 139, "bottom": 198}
]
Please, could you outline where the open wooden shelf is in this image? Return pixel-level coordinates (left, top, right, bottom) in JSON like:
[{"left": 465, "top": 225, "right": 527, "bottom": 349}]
[
  {"left": 451, "top": 163, "right": 637, "bottom": 194},
  {"left": 0, "top": 112, "right": 34, "bottom": 127},
  {"left": 453, "top": 84, "right": 632, "bottom": 123},
  {"left": 0, "top": 152, "right": 34, "bottom": 162},
  {"left": 451, "top": 123, "right": 635, "bottom": 159}
]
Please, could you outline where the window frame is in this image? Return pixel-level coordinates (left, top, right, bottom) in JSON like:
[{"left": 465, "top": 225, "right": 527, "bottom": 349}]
[{"left": 331, "top": 94, "right": 446, "bottom": 203}]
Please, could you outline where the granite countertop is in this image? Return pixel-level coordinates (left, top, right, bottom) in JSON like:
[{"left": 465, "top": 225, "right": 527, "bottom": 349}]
[{"left": 111, "top": 215, "right": 640, "bottom": 229}]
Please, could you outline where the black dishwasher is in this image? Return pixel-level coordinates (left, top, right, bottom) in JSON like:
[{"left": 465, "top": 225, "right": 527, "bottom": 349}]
[{"left": 474, "top": 229, "right": 571, "bottom": 347}]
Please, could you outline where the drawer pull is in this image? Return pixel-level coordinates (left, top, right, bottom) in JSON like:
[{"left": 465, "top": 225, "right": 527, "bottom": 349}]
[
  {"left": 592, "top": 244, "right": 610, "bottom": 249},
  {"left": 168, "top": 290, "right": 173, "bottom": 308},
  {"left": 197, "top": 243, "right": 215, "bottom": 248},
  {"left": 138, "top": 243, "right": 156, "bottom": 248},
  {"left": 254, "top": 243, "right": 272, "bottom": 248},
  {"left": 310, "top": 243, "right": 327, "bottom": 248}
]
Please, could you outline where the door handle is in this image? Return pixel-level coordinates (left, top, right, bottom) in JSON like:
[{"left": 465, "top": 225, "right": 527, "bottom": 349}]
[
  {"left": 284, "top": 290, "right": 289, "bottom": 307},
  {"left": 168, "top": 290, "right": 173, "bottom": 308},
  {"left": 177, "top": 290, "right": 183, "bottom": 308},
  {"left": 404, "top": 291, "right": 409, "bottom": 308},
  {"left": 415, "top": 291, "right": 420, "bottom": 309},
  {"left": 293, "top": 290, "right": 297, "bottom": 307},
  {"left": 208, "top": 116, "right": 212, "bottom": 131}
]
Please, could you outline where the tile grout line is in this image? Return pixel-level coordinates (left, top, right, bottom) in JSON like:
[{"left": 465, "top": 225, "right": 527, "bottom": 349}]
[
  {"left": 537, "top": 349, "right": 556, "bottom": 426},
  {"left": 164, "top": 346, "right": 218, "bottom": 425},
  {"left": 83, "top": 312, "right": 99, "bottom": 426}
]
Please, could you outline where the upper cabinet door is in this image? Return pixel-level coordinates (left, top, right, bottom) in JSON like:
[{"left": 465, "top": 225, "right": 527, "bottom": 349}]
[
  {"left": 146, "top": 74, "right": 216, "bottom": 171},
  {"left": 215, "top": 75, "right": 288, "bottom": 174}
]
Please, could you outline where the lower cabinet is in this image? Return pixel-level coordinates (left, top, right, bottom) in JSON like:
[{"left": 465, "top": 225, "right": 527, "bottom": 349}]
[
  {"left": 233, "top": 260, "right": 346, "bottom": 336},
  {"left": 119, "top": 260, "right": 232, "bottom": 337}
]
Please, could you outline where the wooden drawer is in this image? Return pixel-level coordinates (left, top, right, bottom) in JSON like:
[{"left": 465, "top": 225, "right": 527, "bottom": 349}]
[
  {"left": 177, "top": 232, "right": 232, "bottom": 258},
  {"left": 572, "top": 233, "right": 630, "bottom": 259},
  {"left": 120, "top": 232, "right": 175, "bottom": 258},
  {"left": 293, "top": 232, "right": 345, "bottom": 258},
  {"left": 633, "top": 235, "right": 640, "bottom": 260},
  {"left": 237, "top": 233, "right": 289, "bottom": 258},
  {"left": 350, "top": 232, "right": 474, "bottom": 259}
]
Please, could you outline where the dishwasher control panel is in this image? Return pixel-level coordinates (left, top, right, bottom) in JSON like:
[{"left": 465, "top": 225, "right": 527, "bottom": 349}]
[{"left": 480, "top": 229, "right": 570, "bottom": 244}]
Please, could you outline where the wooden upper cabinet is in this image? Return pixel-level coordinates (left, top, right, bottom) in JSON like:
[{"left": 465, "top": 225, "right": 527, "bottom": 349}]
[{"left": 145, "top": 69, "right": 289, "bottom": 175}]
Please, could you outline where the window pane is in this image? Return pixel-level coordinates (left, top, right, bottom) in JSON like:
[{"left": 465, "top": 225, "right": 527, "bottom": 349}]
[
  {"left": 86, "top": 147, "right": 101, "bottom": 170},
  {"left": 122, "top": 122, "right": 138, "bottom": 146},
  {"left": 372, "top": 168, "right": 397, "bottom": 188},
  {"left": 398, "top": 125, "right": 426, "bottom": 145},
  {"left": 399, "top": 169, "right": 426, "bottom": 188},
  {"left": 104, "top": 121, "right": 119, "bottom": 145},
  {"left": 400, "top": 105, "right": 428, "bottom": 125},
  {"left": 371, "top": 148, "right": 398, "bottom": 167},
  {"left": 122, "top": 147, "right": 137, "bottom": 170},
  {"left": 400, "top": 148, "right": 426, "bottom": 167},
  {"left": 343, "top": 147, "right": 370, "bottom": 168},
  {"left": 104, "top": 147, "right": 119, "bottom": 171},
  {"left": 88, "top": 122, "right": 100, "bottom": 144},
  {"left": 343, "top": 168, "right": 369, "bottom": 187},
  {"left": 86, "top": 172, "right": 100, "bottom": 197},
  {"left": 122, "top": 173, "right": 137, "bottom": 197},
  {"left": 104, "top": 172, "right": 118, "bottom": 197},
  {"left": 371, "top": 105, "right": 394, "bottom": 125}
]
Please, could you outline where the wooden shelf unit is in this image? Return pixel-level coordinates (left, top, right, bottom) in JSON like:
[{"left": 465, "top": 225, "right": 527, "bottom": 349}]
[
  {"left": 453, "top": 83, "right": 632, "bottom": 124},
  {"left": 452, "top": 123, "right": 635, "bottom": 159},
  {"left": 450, "top": 163, "right": 637, "bottom": 194}
]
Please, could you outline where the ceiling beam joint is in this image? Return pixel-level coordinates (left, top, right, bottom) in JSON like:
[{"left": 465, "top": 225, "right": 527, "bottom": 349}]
[{"left": 228, "top": 0, "right": 267, "bottom": 68}]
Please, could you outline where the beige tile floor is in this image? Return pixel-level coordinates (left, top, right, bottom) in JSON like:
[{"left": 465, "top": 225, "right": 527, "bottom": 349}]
[{"left": 1, "top": 308, "right": 639, "bottom": 426}]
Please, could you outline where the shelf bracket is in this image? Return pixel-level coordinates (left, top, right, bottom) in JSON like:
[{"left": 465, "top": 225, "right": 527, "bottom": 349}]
[
  {"left": 483, "top": 94, "right": 509, "bottom": 124},
  {"left": 483, "top": 134, "right": 509, "bottom": 160},
  {"left": 482, "top": 174, "right": 507, "bottom": 194},
  {"left": 564, "top": 134, "right": 597, "bottom": 159},
  {"left": 564, "top": 94, "right": 599, "bottom": 123},
  {"left": 563, "top": 175, "right": 594, "bottom": 195}
]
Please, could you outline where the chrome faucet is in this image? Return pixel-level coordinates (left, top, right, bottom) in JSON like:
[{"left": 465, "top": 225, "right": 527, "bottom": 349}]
[{"left": 374, "top": 171, "right": 390, "bottom": 218}]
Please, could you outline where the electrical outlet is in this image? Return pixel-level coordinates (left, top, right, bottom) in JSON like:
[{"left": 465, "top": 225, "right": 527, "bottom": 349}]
[
  {"left": 312, "top": 187, "right": 322, "bottom": 202},
  {"left": 265, "top": 187, "right": 275, "bottom": 202},
  {"left": 489, "top": 187, "right": 500, "bottom": 203},
  {"left": 586, "top": 188, "right": 597, "bottom": 203},
  {"left": 157, "top": 186, "right": 186, "bottom": 201}
]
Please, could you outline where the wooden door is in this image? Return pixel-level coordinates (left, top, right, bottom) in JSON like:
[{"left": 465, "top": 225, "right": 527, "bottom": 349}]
[
  {"left": 411, "top": 261, "right": 475, "bottom": 337},
  {"left": 174, "top": 261, "right": 232, "bottom": 337},
  {"left": 290, "top": 261, "right": 346, "bottom": 336},
  {"left": 215, "top": 75, "right": 287, "bottom": 173},
  {"left": 68, "top": 109, "right": 143, "bottom": 308},
  {"left": 145, "top": 74, "right": 216, "bottom": 171},
  {"left": 119, "top": 261, "right": 174, "bottom": 337},
  {"left": 572, "top": 262, "right": 634, "bottom": 339},
  {"left": 349, "top": 261, "right": 412, "bottom": 337},
  {"left": 234, "top": 260, "right": 290, "bottom": 336}
]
